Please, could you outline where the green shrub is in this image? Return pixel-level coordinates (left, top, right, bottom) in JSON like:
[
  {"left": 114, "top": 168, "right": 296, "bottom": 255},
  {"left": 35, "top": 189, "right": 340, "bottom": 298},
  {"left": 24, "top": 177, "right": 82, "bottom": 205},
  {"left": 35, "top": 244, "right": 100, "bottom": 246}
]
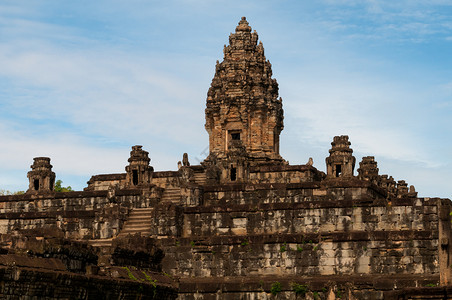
[
  {"left": 280, "top": 243, "right": 287, "bottom": 253},
  {"left": 270, "top": 281, "right": 282, "bottom": 295},
  {"left": 291, "top": 283, "right": 308, "bottom": 295}
]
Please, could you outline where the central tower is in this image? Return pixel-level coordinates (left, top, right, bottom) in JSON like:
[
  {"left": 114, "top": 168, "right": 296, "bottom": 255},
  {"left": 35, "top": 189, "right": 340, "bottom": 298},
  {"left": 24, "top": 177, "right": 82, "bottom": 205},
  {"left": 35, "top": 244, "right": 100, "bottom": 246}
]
[{"left": 205, "top": 17, "right": 284, "bottom": 167}]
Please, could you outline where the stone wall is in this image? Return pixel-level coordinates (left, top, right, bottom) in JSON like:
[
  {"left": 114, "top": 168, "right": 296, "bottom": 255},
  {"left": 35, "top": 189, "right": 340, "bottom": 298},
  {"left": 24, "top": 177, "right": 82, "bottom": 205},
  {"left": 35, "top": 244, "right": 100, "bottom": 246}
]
[
  {"left": 0, "top": 189, "right": 157, "bottom": 240},
  {"left": 182, "top": 197, "right": 438, "bottom": 237},
  {"left": 0, "top": 266, "right": 177, "bottom": 299},
  {"left": 0, "top": 183, "right": 449, "bottom": 299},
  {"left": 155, "top": 187, "right": 449, "bottom": 299},
  {"left": 160, "top": 196, "right": 440, "bottom": 279},
  {"left": 162, "top": 232, "right": 438, "bottom": 278},
  {"left": 176, "top": 274, "right": 440, "bottom": 299},
  {"left": 86, "top": 171, "right": 182, "bottom": 191},
  {"left": 249, "top": 165, "right": 324, "bottom": 184}
]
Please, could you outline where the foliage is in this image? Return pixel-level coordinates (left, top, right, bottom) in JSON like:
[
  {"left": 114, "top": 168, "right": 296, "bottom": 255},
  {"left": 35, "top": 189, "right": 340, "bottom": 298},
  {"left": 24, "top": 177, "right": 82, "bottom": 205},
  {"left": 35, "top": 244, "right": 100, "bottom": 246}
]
[
  {"left": 296, "top": 245, "right": 303, "bottom": 252},
  {"left": 142, "top": 271, "right": 157, "bottom": 285},
  {"left": 241, "top": 239, "right": 249, "bottom": 246},
  {"left": 163, "top": 272, "right": 173, "bottom": 279},
  {"left": 0, "top": 189, "right": 24, "bottom": 195},
  {"left": 280, "top": 243, "right": 286, "bottom": 253},
  {"left": 270, "top": 281, "right": 282, "bottom": 295},
  {"left": 122, "top": 266, "right": 138, "bottom": 281},
  {"left": 54, "top": 180, "right": 73, "bottom": 192},
  {"left": 291, "top": 283, "right": 308, "bottom": 295}
]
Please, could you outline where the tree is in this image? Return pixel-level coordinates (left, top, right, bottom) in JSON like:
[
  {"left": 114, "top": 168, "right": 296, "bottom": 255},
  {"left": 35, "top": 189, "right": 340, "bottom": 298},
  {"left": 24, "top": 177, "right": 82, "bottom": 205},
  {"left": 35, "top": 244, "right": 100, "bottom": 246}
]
[
  {"left": 0, "top": 189, "right": 25, "bottom": 195},
  {"left": 54, "top": 180, "right": 73, "bottom": 192}
]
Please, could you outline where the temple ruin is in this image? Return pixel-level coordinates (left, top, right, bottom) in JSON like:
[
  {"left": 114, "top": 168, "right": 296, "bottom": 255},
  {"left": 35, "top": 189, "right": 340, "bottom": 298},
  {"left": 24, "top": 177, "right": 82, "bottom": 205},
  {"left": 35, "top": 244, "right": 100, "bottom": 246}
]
[{"left": 0, "top": 17, "right": 451, "bottom": 299}]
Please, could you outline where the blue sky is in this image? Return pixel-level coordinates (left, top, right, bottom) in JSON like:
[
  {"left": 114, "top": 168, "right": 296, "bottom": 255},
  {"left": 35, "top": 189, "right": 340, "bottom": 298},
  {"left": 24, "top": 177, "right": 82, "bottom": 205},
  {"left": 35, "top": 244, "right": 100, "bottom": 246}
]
[{"left": 0, "top": 0, "right": 451, "bottom": 198}]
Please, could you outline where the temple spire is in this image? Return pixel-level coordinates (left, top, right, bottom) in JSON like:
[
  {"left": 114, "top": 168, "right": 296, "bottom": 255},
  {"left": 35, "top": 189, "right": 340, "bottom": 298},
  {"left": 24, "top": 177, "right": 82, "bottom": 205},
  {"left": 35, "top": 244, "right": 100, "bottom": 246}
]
[
  {"left": 205, "top": 17, "right": 284, "bottom": 167},
  {"left": 236, "top": 16, "right": 251, "bottom": 32}
]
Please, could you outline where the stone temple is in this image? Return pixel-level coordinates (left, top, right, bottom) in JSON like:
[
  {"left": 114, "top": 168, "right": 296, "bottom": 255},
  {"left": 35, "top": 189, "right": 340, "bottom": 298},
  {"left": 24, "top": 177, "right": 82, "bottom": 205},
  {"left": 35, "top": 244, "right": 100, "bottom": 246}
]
[{"left": 0, "top": 17, "right": 451, "bottom": 299}]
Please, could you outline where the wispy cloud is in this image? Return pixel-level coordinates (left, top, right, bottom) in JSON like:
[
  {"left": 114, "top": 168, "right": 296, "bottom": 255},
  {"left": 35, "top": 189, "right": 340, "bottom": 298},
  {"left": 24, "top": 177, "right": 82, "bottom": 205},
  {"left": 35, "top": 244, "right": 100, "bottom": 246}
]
[{"left": 0, "top": 0, "right": 451, "bottom": 198}]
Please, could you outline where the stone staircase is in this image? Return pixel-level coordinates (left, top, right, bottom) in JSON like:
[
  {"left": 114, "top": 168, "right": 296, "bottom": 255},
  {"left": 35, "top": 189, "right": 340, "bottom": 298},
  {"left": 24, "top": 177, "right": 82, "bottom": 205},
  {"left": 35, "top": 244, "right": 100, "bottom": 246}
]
[
  {"left": 87, "top": 207, "right": 154, "bottom": 250},
  {"left": 193, "top": 172, "right": 206, "bottom": 185},
  {"left": 117, "top": 207, "right": 153, "bottom": 237},
  {"left": 161, "top": 187, "right": 181, "bottom": 203}
]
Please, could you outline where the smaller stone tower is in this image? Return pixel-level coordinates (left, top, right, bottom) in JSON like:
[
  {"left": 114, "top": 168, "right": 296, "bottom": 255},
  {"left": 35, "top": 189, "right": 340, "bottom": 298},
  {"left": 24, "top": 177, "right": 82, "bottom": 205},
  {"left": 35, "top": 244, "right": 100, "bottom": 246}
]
[
  {"left": 27, "top": 157, "right": 55, "bottom": 193},
  {"left": 326, "top": 135, "right": 356, "bottom": 178},
  {"left": 125, "top": 146, "right": 154, "bottom": 187},
  {"left": 357, "top": 156, "right": 379, "bottom": 185}
]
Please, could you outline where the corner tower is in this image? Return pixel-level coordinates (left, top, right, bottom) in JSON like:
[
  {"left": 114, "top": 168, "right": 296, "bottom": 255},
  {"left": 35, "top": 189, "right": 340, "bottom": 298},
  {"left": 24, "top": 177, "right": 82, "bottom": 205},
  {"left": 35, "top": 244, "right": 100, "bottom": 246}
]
[
  {"left": 27, "top": 157, "right": 55, "bottom": 193},
  {"left": 125, "top": 145, "right": 153, "bottom": 187},
  {"left": 205, "top": 17, "right": 284, "bottom": 165},
  {"left": 326, "top": 135, "right": 356, "bottom": 178}
]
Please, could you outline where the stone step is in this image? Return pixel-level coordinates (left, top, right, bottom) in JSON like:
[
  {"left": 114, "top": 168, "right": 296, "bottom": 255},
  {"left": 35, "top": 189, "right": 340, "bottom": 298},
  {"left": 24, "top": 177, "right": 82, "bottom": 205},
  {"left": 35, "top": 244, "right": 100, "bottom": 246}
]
[
  {"left": 124, "top": 219, "right": 152, "bottom": 223},
  {"left": 127, "top": 216, "right": 152, "bottom": 222},
  {"left": 88, "top": 238, "right": 113, "bottom": 247},
  {"left": 129, "top": 209, "right": 154, "bottom": 213},
  {"left": 121, "top": 225, "right": 152, "bottom": 230},
  {"left": 123, "top": 221, "right": 152, "bottom": 226},
  {"left": 118, "top": 231, "right": 151, "bottom": 237},
  {"left": 127, "top": 214, "right": 152, "bottom": 219},
  {"left": 133, "top": 207, "right": 153, "bottom": 211},
  {"left": 163, "top": 191, "right": 180, "bottom": 195},
  {"left": 118, "top": 207, "right": 154, "bottom": 237},
  {"left": 120, "top": 229, "right": 151, "bottom": 234},
  {"left": 127, "top": 215, "right": 152, "bottom": 219},
  {"left": 161, "top": 198, "right": 180, "bottom": 202},
  {"left": 162, "top": 193, "right": 181, "bottom": 198},
  {"left": 193, "top": 173, "right": 206, "bottom": 182},
  {"left": 124, "top": 218, "right": 152, "bottom": 223}
]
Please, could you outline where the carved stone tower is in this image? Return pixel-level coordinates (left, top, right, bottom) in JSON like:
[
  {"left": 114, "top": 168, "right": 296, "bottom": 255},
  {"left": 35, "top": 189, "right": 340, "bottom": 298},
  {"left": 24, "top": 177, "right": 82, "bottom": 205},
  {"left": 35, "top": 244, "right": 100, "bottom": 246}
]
[
  {"left": 27, "top": 157, "right": 55, "bottom": 193},
  {"left": 357, "top": 156, "right": 379, "bottom": 185},
  {"left": 125, "top": 145, "right": 153, "bottom": 187},
  {"left": 205, "top": 17, "right": 284, "bottom": 168},
  {"left": 326, "top": 135, "right": 356, "bottom": 178}
]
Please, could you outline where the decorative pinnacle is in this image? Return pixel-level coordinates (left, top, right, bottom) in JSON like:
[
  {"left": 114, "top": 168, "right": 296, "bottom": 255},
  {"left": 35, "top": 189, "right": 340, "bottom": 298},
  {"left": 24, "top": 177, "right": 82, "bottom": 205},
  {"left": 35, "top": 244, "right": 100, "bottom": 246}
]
[{"left": 236, "top": 16, "right": 251, "bottom": 32}]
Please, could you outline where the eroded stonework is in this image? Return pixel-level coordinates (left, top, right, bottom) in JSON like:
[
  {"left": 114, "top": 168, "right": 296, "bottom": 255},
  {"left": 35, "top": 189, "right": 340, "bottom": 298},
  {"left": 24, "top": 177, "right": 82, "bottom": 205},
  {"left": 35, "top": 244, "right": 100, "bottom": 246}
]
[
  {"left": 0, "top": 17, "right": 451, "bottom": 300},
  {"left": 205, "top": 17, "right": 284, "bottom": 174}
]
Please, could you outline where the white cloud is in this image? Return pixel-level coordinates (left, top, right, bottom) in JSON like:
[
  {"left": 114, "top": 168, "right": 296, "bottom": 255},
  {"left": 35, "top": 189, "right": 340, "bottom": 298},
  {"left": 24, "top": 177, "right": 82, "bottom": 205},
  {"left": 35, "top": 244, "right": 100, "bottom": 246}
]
[{"left": 0, "top": 0, "right": 450, "bottom": 199}]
